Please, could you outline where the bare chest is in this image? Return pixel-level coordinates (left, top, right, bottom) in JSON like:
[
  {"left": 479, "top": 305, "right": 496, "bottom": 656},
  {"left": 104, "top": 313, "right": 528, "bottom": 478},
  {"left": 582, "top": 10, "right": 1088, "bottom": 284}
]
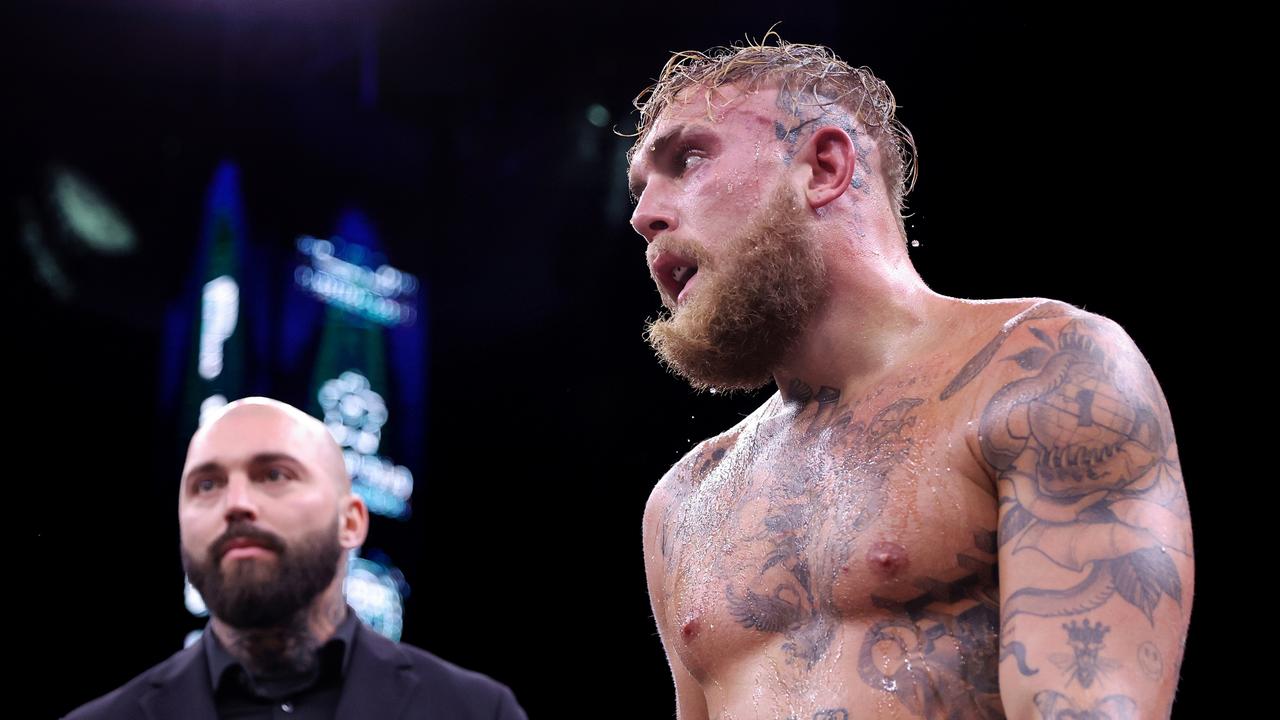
[{"left": 658, "top": 391, "right": 1000, "bottom": 678}]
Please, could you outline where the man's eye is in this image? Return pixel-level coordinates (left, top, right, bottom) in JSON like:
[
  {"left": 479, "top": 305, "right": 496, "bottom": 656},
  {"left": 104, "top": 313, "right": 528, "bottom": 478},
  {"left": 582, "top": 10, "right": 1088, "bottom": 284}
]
[
  {"left": 264, "top": 467, "right": 290, "bottom": 482},
  {"left": 678, "top": 149, "right": 704, "bottom": 171},
  {"left": 195, "top": 478, "right": 218, "bottom": 493}
]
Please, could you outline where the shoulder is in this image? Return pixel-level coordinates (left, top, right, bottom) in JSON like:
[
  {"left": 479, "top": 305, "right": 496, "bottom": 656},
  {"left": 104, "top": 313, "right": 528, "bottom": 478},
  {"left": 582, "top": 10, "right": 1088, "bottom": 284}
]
[
  {"left": 642, "top": 443, "right": 697, "bottom": 563},
  {"left": 63, "top": 644, "right": 200, "bottom": 719},
  {"left": 975, "top": 298, "right": 1163, "bottom": 400},
  {"left": 643, "top": 402, "right": 760, "bottom": 540},
  {"left": 940, "top": 297, "right": 1162, "bottom": 400},
  {"left": 398, "top": 642, "right": 518, "bottom": 697},
  {"left": 939, "top": 297, "right": 1175, "bottom": 466},
  {"left": 642, "top": 397, "right": 768, "bottom": 572},
  {"left": 644, "top": 443, "right": 701, "bottom": 525},
  {"left": 64, "top": 681, "right": 145, "bottom": 720},
  {"left": 359, "top": 628, "right": 523, "bottom": 715},
  {"left": 948, "top": 298, "right": 1174, "bottom": 471}
]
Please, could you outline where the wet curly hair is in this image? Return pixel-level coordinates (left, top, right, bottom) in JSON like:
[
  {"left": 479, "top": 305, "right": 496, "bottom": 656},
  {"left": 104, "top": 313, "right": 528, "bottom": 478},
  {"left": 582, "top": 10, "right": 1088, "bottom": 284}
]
[{"left": 629, "top": 32, "right": 918, "bottom": 232}]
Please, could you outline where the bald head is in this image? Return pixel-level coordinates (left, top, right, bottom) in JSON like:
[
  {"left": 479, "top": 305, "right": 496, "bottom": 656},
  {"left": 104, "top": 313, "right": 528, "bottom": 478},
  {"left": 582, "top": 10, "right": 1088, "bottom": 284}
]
[
  {"left": 186, "top": 397, "right": 351, "bottom": 492},
  {"left": 178, "top": 397, "right": 369, "bottom": 634}
]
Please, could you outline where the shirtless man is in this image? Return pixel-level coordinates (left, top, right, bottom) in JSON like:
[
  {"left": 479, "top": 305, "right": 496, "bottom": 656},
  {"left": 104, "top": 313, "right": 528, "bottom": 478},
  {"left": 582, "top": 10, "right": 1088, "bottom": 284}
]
[{"left": 628, "top": 39, "right": 1193, "bottom": 720}]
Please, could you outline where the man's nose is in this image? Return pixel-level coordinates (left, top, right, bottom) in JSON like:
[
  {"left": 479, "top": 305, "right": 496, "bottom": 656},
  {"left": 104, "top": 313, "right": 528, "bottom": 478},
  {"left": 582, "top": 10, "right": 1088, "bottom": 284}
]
[
  {"left": 222, "top": 473, "right": 258, "bottom": 523},
  {"left": 630, "top": 187, "right": 678, "bottom": 243}
]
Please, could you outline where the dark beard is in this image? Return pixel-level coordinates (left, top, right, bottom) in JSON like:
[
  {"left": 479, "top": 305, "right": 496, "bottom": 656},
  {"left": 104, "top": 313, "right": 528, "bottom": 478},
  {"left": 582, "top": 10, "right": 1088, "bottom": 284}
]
[
  {"left": 183, "top": 519, "right": 343, "bottom": 630},
  {"left": 645, "top": 182, "right": 827, "bottom": 392}
]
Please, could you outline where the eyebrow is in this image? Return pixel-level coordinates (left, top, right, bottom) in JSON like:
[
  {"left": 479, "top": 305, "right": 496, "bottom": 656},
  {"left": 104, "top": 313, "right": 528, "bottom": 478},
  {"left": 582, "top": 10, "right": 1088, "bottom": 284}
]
[
  {"left": 248, "top": 453, "right": 304, "bottom": 468},
  {"left": 184, "top": 461, "right": 222, "bottom": 480},
  {"left": 183, "top": 453, "right": 305, "bottom": 480},
  {"left": 628, "top": 124, "right": 690, "bottom": 198}
]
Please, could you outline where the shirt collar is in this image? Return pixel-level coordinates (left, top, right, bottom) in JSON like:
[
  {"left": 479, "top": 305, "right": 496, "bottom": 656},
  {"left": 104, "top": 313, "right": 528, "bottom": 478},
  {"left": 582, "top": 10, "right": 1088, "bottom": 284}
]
[{"left": 203, "top": 606, "right": 361, "bottom": 694}]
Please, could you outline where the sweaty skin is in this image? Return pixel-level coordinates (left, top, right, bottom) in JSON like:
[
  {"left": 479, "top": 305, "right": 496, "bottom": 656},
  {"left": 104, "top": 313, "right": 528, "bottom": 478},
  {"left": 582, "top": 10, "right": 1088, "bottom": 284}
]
[
  {"left": 632, "top": 84, "right": 1191, "bottom": 720},
  {"left": 644, "top": 302, "right": 1190, "bottom": 720},
  {"left": 645, "top": 300, "right": 1013, "bottom": 720}
]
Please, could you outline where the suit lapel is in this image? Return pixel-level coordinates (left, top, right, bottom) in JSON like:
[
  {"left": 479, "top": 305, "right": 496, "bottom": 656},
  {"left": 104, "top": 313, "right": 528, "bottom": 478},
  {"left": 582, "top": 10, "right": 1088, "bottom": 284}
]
[
  {"left": 137, "top": 638, "right": 220, "bottom": 720},
  {"left": 335, "top": 624, "right": 420, "bottom": 720}
]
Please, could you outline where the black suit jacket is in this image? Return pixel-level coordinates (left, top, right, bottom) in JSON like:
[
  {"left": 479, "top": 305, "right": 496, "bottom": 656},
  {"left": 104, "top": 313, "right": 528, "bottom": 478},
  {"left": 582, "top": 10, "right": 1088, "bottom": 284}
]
[{"left": 65, "top": 623, "right": 527, "bottom": 720}]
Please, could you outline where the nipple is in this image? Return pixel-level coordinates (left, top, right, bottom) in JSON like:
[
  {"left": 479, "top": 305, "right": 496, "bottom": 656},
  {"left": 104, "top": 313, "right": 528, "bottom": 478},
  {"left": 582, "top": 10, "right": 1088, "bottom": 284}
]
[
  {"left": 866, "top": 541, "right": 910, "bottom": 578},
  {"left": 681, "top": 616, "right": 701, "bottom": 641}
]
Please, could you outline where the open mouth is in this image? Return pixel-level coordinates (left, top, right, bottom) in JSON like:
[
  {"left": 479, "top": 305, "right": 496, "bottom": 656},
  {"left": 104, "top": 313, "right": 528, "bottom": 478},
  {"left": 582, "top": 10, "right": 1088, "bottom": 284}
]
[{"left": 651, "top": 252, "right": 701, "bottom": 304}]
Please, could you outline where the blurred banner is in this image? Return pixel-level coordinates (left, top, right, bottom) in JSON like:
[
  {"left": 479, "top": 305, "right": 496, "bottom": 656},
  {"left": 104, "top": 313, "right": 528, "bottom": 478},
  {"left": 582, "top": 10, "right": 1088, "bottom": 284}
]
[{"left": 164, "top": 163, "right": 426, "bottom": 642}]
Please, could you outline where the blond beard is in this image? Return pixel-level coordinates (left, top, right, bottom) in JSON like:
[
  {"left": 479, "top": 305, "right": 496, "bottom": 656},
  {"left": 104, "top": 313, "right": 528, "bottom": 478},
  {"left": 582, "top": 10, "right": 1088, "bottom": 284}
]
[{"left": 645, "top": 182, "right": 827, "bottom": 392}]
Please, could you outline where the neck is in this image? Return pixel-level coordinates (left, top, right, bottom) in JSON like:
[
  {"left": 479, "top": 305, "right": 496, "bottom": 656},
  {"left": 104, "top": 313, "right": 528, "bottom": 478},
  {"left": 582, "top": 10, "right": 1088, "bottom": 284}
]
[
  {"left": 772, "top": 226, "right": 947, "bottom": 407},
  {"left": 209, "top": 576, "right": 348, "bottom": 677}
]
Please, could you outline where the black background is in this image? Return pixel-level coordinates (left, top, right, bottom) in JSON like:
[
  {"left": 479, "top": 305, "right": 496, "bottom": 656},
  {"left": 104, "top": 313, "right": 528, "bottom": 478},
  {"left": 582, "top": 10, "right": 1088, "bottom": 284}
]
[{"left": 6, "top": 1, "right": 1223, "bottom": 717}]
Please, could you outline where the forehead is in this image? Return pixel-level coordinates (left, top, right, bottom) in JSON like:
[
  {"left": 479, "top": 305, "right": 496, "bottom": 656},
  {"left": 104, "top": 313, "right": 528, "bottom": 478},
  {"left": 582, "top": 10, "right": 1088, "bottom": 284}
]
[
  {"left": 629, "top": 84, "right": 781, "bottom": 176},
  {"left": 185, "top": 407, "right": 319, "bottom": 467}
]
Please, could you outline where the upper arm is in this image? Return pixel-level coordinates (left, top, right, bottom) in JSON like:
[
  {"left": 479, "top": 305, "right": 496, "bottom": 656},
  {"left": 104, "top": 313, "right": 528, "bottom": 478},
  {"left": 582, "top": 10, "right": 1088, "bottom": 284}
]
[
  {"left": 643, "top": 472, "right": 710, "bottom": 720},
  {"left": 974, "top": 312, "right": 1193, "bottom": 718}
]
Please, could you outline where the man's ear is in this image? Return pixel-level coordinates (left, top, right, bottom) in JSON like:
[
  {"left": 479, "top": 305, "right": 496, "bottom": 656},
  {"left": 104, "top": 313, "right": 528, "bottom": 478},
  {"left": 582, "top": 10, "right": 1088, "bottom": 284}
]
[
  {"left": 798, "top": 126, "right": 857, "bottom": 209},
  {"left": 338, "top": 493, "right": 369, "bottom": 550}
]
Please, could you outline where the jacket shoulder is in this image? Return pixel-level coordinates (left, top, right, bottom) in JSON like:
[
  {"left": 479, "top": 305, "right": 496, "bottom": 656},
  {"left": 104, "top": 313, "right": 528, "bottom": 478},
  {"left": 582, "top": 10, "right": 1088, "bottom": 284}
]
[
  {"left": 404, "top": 642, "right": 515, "bottom": 694},
  {"left": 63, "top": 645, "right": 199, "bottom": 719},
  {"left": 358, "top": 627, "right": 526, "bottom": 719}
]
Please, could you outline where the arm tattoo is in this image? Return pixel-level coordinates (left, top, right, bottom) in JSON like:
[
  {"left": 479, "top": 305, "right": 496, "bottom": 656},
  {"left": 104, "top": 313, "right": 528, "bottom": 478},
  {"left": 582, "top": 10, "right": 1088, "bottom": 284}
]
[
  {"left": 975, "top": 318, "right": 1191, "bottom": 676},
  {"left": 1034, "top": 691, "right": 1137, "bottom": 719},
  {"left": 1047, "top": 618, "right": 1121, "bottom": 689},
  {"left": 1136, "top": 641, "right": 1163, "bottom": 681}
]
